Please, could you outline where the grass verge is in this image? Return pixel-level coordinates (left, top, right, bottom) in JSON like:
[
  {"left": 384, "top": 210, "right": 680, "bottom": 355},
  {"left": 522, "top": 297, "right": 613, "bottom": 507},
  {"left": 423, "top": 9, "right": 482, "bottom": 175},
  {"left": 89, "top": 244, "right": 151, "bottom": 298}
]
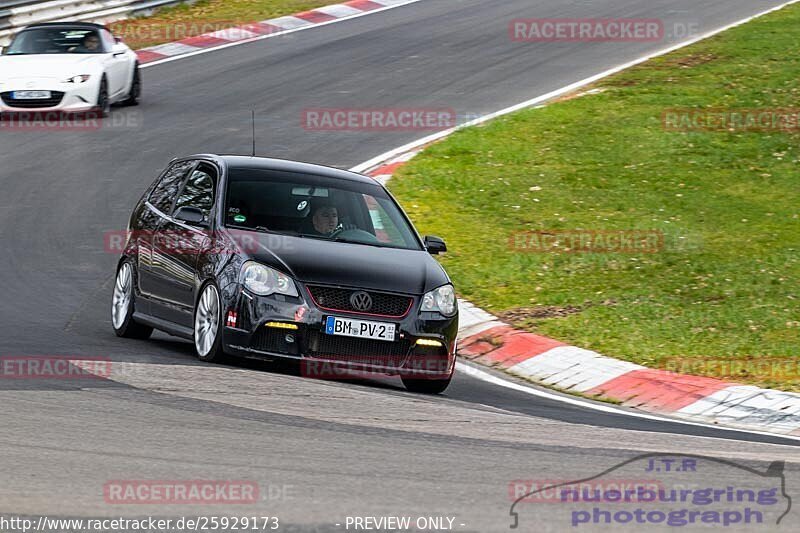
[
  {"left": 109, "top": 0, "right": 336, "bottom": 49},
  {"left": 390, "top": 5, "right": 800, "bottom": 390}
]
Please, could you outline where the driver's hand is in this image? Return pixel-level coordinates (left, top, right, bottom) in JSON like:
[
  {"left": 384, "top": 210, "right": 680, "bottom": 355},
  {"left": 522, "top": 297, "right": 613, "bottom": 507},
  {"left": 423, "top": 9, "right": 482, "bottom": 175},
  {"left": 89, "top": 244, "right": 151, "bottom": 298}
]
[{"left": 330, "top": 222, "right": 357, "bottom": 236}]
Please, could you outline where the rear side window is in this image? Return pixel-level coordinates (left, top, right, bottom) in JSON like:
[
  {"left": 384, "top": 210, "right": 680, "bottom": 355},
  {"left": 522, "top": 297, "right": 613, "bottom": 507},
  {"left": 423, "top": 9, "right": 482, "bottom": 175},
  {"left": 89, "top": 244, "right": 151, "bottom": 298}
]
[
  {"left": 149, "top": 161, "right": 195, "bottom": 214},
  {"left": 174, "top": 165, "right": 216, "bottom": 217}
]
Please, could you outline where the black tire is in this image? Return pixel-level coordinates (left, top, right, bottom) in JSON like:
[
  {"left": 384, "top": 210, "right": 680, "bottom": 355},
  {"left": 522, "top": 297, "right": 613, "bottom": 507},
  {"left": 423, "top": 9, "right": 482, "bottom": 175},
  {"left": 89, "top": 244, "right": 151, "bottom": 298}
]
[
  {"left": 97, "top": 77, "right": 110, "bottom": 117},
  {"left": 193, "top": 282, "right": 227, "bottom": 363},
  {"left": 402, "top": 375, "right": 453, "bottom": 395},
  {"left": 122, "top": 64, "right": 140, "bottom": 106},
  {"left": 111, "top": 260, "right": 153, "bottom": 339}
]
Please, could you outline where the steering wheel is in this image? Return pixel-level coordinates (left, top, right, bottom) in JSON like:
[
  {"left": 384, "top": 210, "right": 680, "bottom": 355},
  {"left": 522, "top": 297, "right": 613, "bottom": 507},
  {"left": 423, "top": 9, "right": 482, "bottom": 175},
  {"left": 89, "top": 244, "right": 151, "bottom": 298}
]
[{"left": 330, "top": 227, "right": 380, "bottom": 243}]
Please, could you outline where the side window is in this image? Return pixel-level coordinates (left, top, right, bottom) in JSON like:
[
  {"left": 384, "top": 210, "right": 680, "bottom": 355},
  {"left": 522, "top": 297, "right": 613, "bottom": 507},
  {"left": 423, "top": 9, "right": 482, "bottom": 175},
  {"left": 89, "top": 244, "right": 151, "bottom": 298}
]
[
  {"left": 364, "top": 194, "right": 397, "bottom": 244},
  {"left": 100, "top": 30, "right": 116, "bottom": 52},
  {"left": 174, "top": 164, "right": 216, "bottom": 217},
  {"left": 148, "top": 161, "right": 195, "bottom": 214}
]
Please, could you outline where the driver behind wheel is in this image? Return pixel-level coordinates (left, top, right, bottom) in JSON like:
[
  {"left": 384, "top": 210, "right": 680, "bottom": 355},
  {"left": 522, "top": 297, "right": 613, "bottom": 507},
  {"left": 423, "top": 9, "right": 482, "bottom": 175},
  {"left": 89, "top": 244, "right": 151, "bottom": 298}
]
[
  {"left": 309, "top": 204, "right": 339, "bottom": 236},
  {"left": 70, "top": 32, "right": 101, "bottom": 53}
]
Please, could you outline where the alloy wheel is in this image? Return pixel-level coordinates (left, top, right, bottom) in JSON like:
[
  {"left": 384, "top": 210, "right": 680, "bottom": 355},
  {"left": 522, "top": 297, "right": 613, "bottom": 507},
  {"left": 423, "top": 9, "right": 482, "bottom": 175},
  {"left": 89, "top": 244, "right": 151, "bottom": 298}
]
[
  {"left": 195, "top": 284, "right": 220, "bottom": 357},
  {"left": 111, "top": 262, "right": 132, "bottom": 330}
]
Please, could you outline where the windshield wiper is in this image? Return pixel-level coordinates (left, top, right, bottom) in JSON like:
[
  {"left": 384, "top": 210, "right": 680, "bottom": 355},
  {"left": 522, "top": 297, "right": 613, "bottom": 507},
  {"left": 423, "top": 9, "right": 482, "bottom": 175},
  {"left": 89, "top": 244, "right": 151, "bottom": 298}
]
[
  {"left": 332, "top": 237, "right": 388, "bottom": 248},
  {"left": 227, "top": 224, "right": 308, "bottom": 237},
  {"left": 226, "top": 224, "right": 269, "bottom": 233}
]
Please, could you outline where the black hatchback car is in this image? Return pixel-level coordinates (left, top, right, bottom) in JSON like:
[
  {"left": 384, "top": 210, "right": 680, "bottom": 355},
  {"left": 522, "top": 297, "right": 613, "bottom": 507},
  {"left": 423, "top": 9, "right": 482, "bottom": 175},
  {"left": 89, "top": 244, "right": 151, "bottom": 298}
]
[{"left": 111, "top": 155, "right": 458, "bottom": 393}]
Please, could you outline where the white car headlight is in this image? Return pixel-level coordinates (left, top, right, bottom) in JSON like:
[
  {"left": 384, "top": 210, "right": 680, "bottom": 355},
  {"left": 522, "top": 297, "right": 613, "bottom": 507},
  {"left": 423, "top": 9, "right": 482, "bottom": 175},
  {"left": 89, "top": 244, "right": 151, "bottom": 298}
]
[
  {"left": 63, "top": 75, "right": 91, "bottom": 84},
  {"left": 240, "top": 261, "right": 298, "bottom": 297},
  {"left": 421, "top": 284, "right": 457, "bottom": 316}
]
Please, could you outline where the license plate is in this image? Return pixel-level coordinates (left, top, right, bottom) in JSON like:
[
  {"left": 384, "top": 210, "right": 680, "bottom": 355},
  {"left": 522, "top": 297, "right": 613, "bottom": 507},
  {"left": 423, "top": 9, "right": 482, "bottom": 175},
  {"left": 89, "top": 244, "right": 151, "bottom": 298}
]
[
  {"left": 13, "top": 91, "right": 51, "bottom": 100},
  {"left": 324, "top": 316, "right": 396, "bottom": 342}
]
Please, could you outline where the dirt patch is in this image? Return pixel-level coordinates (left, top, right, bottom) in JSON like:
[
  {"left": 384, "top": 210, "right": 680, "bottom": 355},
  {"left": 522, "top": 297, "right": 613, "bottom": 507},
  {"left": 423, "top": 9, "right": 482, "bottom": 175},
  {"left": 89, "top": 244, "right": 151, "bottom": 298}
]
[
  {"left": 660, "top": 53, "right": 719, "bottom": 69},
  {"left": 605, "top": 79, "right": 638, "bottom": 87},
  {"left": 496, "top": 299, "right": 618, "bottom": 325},
  {"left": 496, "top": 305, "right": 584, "bottom": 323}
]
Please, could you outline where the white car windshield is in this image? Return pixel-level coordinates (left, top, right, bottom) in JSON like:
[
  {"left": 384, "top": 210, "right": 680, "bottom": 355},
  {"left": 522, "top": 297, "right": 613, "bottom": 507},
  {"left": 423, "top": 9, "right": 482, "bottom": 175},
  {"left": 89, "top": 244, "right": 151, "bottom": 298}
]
[{"left": 5, "top": 28, "right": 104, "bottom": 55}]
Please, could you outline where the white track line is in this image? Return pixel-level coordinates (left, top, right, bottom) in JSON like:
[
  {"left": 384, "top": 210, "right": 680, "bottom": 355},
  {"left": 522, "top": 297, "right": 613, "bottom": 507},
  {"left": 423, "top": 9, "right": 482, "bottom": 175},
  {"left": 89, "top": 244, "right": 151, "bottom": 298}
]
[
  {"left": 140, "top": 0, "right": 426, "bottom": 69},
  {"left": 350, "top": 0, "right": 800, "bottom": 173},
  {"left": 457, "top": 362, "right": 800, "bottom": 443}
]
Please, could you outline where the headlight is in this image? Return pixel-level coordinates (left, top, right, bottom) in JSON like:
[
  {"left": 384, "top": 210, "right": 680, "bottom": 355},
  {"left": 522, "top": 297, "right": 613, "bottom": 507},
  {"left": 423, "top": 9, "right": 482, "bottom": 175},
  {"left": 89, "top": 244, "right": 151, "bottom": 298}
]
[
  {"left": 240, "top": 262, "right": 298, "bottom": 297},
  {"left": 421, "top": 284, "right": 457, "bottom": 317},
  {"left": 63, "top": 75, "right": 91, "bottom": 84}
]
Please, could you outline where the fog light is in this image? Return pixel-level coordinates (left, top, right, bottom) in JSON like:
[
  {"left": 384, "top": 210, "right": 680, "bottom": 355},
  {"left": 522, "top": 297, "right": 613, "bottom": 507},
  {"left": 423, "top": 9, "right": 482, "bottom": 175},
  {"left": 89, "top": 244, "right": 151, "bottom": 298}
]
[
  {"left": 415, "top": 338, "right": 443, "bottom": 347},
  {"left": 265, "top": 322, "right": 298, "bottom": 330}
]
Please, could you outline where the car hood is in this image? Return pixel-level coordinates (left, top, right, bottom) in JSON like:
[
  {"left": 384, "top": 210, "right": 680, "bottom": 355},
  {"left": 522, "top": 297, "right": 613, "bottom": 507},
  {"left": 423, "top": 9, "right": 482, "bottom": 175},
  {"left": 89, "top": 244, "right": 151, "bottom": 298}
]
[
  {"left": 0, "top": 54, "right": 103, "bottom": 81},
  {"left": 233, "top": 231, "right": 450, "bottom": 295}
]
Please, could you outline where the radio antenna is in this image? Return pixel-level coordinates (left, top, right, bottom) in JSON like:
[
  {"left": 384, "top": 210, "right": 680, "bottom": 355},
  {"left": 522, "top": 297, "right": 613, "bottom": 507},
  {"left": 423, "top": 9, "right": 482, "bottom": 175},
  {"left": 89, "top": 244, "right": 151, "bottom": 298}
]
[{"left": 251, "top": 110, "right": 256, "bottom": 157}]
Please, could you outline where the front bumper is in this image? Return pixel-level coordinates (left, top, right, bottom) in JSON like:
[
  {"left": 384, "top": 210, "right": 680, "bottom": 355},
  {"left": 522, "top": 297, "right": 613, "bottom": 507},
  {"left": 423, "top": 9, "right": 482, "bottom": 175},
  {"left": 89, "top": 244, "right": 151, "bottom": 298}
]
[
  {"left": 0, "top": 79, "right": 98, "bottom": 113},
  {"left": 222, "top": 282, "right": 458, "bottom": 380}
]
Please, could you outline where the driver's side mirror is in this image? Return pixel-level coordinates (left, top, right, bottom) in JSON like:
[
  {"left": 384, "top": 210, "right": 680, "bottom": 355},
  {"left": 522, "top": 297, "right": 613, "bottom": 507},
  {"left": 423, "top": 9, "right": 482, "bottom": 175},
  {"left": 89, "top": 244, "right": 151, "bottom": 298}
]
[
  {"left": 115, "top": 36, "right": 123, "bottom": 44},
  {"left": 174, "top": 206, "right": 208, "bottom": 227},
  {"left": 111, "top": 43, "right": 126, "bottom": 56},
  {"left": 424, "top": 235, "right": 447, "bottom": 255}
]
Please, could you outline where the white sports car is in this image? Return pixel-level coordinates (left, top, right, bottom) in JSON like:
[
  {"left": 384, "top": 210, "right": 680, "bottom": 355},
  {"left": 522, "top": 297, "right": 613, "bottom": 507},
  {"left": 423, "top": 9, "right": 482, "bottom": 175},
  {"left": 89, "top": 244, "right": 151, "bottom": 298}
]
[{"left": 0, "top": 22, "right": 140, "bottom": 116}]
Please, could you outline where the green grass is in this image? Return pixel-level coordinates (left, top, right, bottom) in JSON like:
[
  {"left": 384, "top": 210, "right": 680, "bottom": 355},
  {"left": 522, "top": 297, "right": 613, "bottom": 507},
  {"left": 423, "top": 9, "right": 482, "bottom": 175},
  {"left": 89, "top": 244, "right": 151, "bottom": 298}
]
[
  {"left": 390, "top": 5, "right": 800, "bottom": 390},
  {"left": 109, "top": 0, "right": 334, "bottom": 49}
]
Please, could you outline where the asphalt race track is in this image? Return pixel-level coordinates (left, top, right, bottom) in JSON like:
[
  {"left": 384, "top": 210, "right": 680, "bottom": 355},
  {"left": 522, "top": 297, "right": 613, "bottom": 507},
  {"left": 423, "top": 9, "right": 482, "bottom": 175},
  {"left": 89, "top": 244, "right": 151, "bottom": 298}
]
[{"left": 1, "top": 1, "right": 798, "bottom": 531}]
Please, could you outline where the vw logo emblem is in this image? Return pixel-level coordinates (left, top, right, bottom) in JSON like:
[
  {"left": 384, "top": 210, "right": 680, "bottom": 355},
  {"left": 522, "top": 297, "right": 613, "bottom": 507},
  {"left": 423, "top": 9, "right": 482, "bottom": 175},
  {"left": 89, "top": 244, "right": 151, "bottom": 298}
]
[{"left": 350, "top": 291, "right": 372, "bottom": 312}]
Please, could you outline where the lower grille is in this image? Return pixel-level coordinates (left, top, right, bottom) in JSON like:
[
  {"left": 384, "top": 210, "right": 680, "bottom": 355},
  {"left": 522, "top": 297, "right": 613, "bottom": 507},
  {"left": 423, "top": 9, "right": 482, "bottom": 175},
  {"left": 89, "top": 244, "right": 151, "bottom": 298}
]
[
  {"left": 1, "top": 91, "right": 65, "bottom": 109},
  {"left": 251, "top": 327, "right": 300, "bottom": 356},
  {"left": 307, "top": 285, "right": 413, "bottom": 318},
  {"left": 307, "top": 330, "right": 411, "bottom": 367}
]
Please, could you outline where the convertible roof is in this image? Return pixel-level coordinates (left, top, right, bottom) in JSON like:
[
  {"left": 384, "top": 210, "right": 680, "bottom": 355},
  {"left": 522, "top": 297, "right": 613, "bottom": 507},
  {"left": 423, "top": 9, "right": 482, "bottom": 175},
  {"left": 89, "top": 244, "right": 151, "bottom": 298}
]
[{"left": 24, "top": 22, "right": 109, "bottom": 32}]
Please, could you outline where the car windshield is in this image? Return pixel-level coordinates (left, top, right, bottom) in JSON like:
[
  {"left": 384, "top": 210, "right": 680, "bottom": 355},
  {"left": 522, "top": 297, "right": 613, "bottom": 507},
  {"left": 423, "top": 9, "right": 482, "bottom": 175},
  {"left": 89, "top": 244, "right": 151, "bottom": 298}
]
[
  {"left": 225, "top": 168, "right": 423, "bottom": 251},
  {"left": 4, "top": 28, "right": 104, "bottom": 55}
]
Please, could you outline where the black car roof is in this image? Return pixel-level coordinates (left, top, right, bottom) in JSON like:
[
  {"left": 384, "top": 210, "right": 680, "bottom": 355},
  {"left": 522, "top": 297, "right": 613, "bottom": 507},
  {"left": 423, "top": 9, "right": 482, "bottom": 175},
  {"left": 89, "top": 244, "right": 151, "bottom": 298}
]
[
  {"left": 192, "top": 155, "right": 379, "bottom": 186},
  {"left": 24, "top": 22, "right": 109, "bottom": 32}
]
